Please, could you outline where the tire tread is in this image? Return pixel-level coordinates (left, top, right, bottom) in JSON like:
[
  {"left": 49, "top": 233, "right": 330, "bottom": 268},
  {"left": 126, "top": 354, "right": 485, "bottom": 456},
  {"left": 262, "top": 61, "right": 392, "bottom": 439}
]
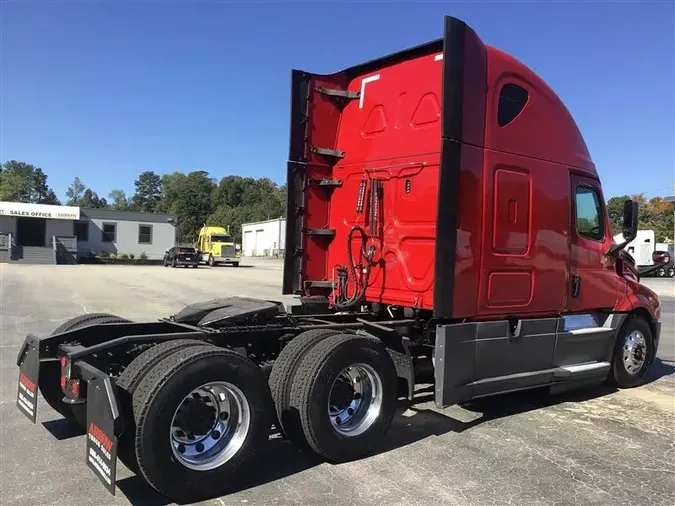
[
  {"left": 288, "top": 333, "right": 397, "bottom": 461},
  {"left": 268, "top": 329, "right": 340, "bottom": 441}
]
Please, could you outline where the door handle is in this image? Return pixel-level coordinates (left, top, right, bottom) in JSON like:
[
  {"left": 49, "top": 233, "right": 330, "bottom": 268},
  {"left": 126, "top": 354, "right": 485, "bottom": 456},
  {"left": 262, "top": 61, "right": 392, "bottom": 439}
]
[{"left": 571, "top": 275, "right": 581, "bottom": 298}]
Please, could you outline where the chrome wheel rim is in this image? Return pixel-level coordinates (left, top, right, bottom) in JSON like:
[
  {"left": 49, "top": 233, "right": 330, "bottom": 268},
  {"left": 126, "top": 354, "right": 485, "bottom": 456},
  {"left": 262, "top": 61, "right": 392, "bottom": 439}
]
[
  {"left": 169, "top": 381, "right": 250, "bottom": 471},
  {"left": 328, "top": 363, "right": 382, "bottom": 437},
  {"left": 622, "top": 330, "right": 647, "bottom": 375}
]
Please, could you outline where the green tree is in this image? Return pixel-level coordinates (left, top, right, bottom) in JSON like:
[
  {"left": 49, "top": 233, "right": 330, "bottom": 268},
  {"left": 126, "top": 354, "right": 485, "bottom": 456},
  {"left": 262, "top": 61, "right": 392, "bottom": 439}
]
[
  {"left": 79, "top": 189, "right": 107, "bottom": 209},
  {"left": 0, "top": 160, "right": 60, "bottom": 204},
  {"left": 65, "top": 177, "right": 86, "bottom": 205},
  {"left": 65, "top": 177, "right": 107, "bottom": 208},
  {"left": 108, "top": 189, "right": 131, "bottom": 210},
  {"left": 132, "top": 171, "right": 162, "bottom": 212},
  {"left": 160, "top": 170, "right": 216, "bottom": 242},
  {"left": 607, "top": 193, "right": 673, "bottom": 242},
  {"left": 208, "top": 175, "right": 286, "bottom": 242}
]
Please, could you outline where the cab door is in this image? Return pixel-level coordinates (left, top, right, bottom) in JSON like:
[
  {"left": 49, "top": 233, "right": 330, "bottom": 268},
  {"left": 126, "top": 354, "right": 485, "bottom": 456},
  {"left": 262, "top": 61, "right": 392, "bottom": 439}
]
[{"left": 566, "top": 174, "right": 621, "bottom": 313}]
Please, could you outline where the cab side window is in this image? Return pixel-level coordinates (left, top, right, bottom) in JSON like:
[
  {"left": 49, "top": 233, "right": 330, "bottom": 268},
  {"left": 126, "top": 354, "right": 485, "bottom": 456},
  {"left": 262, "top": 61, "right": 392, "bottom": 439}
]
[{"left": 575, "top": 186, "right": 604, "bottom": 241}]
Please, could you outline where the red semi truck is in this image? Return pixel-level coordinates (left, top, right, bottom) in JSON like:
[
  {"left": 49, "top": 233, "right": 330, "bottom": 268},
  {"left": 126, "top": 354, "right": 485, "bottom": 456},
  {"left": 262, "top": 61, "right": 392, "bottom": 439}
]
[{"left": 16, "top": 16, "right": 663, "bottom": 503}]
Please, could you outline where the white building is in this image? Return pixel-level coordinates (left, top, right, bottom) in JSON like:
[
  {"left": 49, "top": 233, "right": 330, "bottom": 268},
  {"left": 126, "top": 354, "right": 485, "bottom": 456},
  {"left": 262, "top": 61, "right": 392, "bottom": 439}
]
[
  {"left": 241, "top": 218, "right": 286, "bottom": 257},
  {"left": 0, "top": 201, "right": 177, "bottom": 263}
]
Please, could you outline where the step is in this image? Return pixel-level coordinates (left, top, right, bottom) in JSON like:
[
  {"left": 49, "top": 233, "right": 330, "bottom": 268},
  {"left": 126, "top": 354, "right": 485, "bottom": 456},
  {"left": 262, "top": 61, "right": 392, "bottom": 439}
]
[{"left": 13, "top": 258, "right": 56, "bottom": 265}]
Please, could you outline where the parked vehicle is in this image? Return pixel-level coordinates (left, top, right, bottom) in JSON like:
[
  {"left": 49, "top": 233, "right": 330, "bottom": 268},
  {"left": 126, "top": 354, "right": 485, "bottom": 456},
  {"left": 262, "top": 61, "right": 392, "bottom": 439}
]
[
  {"left": 196, "top": 225, "right": 239, "bottom": 267},
  {"left": 15, "top": 16, "right": 664, "bottom": 504},
  {"left": 163, "top": 246, "right": 200, "bottom": 268},
  {"left": 613, "top": 230, "right": 674, "bottom": 277}
]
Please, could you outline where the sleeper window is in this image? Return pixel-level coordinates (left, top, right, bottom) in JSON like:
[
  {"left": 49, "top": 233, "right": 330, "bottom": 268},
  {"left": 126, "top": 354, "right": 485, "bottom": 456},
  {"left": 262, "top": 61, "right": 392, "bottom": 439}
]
[
  {"left": 575, "top": 186, "right": 604, "bottom": 241},
  {"left": 498, "top": 83, "right": 529, "bottom": 127}
]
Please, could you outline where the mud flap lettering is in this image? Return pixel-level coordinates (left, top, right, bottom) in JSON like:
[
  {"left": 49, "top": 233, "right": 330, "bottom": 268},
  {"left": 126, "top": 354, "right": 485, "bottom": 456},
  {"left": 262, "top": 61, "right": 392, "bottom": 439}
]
[
  {"left": 16, "top": 342, "right": 40, "bottom": 423},
  {"left": 85, "top": 377, "right": 119, "bottom": 495}
]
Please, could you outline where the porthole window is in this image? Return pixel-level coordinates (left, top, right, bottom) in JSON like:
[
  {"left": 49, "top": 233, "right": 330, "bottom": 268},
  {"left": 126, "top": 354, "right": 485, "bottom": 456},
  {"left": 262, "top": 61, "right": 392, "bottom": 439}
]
[{"left": 498, "top": 83, "right": 529, "bottom": 127}]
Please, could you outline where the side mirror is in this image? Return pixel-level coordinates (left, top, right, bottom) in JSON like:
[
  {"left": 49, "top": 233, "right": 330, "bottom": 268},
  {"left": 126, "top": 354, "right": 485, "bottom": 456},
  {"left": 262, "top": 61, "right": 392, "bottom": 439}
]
[
  {"left": 652, "top": 251, "right": 671, "bottom": 265},
  {"left": 621, "top": 199, "right": 638, "bottom": 242}
]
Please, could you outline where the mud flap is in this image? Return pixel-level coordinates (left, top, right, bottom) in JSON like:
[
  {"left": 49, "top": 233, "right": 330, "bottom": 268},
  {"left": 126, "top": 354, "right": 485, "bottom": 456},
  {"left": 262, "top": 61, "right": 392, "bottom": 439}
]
[
  {"left": 16, "top": 338, "right": 40, "bottom": 423},
  {"left": 85, "top": 375, "right": 120, "bottom": 495}
]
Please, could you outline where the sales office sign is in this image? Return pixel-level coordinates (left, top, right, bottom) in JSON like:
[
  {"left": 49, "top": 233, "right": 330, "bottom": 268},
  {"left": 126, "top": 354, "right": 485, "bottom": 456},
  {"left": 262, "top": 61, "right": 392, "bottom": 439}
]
[{"left": 0, "top": 201, "right": 80, "bottom": 221}]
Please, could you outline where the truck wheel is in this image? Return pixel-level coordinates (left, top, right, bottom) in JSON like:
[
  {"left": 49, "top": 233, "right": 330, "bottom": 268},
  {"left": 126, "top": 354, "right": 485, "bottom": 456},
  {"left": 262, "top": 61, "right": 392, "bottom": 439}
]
[
  {"left": 171, "top": 258, "right": 177, "bottom": 268},
  {"left": 668, "top": 267, "right": 675, "bottom": 278},
  {"left": 607, "top": 317, "right": 654, "bottom": 388},
  {"left": 208, "top": 255, "right": 215, "bottom": 267},
  {"left": 115, "top": 339, "right": 212, "bottom": 473},
  {"left": 231, "top": 262, "right": 240, "bottom": 267},
  {"left": 288, "top": 333, "right": 397, "bottom": 463},
  {"left": 42, "top": 313, "right": 130, "bottom": 426},
  {"left": 268, "top": 329, "right": 340, "bottom": 443},
  {"left": 131, "top": 345, "right": 272, "bottom": 502}
]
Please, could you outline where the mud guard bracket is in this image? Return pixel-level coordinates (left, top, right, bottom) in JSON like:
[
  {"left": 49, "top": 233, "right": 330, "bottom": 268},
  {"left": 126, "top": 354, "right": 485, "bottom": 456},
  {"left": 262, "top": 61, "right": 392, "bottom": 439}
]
[{"left": 357, "top": 319, "right": 415, "bottom": 400}]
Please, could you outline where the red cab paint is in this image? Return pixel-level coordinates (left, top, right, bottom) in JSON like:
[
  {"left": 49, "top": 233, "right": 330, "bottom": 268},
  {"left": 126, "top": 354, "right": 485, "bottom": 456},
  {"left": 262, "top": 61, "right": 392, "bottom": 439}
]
[{"left": 283, "top": 16, "right": 658, "bottom": 325}]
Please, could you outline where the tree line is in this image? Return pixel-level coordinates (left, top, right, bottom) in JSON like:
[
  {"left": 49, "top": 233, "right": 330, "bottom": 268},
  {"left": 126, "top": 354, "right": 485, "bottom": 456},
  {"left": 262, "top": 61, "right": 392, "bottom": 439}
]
[
  {"left": 0, "top": 160, "right": 286, "bottom": 243},
  {"left": 1, "top": 159, "right": 673, "bottom": 244}
]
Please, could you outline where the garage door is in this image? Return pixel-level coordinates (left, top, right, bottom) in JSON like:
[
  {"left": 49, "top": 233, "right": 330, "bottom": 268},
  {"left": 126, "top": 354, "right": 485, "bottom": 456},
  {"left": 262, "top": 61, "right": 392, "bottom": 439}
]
[
  {"left": 255, "top": 229, "right": 264, "bottom": 256},
  {"left": 243, "top": 230, "right": 253, "bottom": 256}
]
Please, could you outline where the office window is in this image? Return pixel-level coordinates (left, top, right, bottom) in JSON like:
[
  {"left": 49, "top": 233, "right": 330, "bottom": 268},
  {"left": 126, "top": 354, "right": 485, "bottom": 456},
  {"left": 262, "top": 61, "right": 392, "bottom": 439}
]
[
  {"left": 73, "top": 221, "right": 89, "bottom": 242},
  {"left": 138, "top": 224, "right": 153, "bottom": 244},
  {"left": 575, "top": 186, "right": 604, "bottom": 241},
  {"left": 102, "top": 223, "right": 117, "bottom": 243},
  {"left": 498, "top": 83, "right": 529, "bottom": 127}
]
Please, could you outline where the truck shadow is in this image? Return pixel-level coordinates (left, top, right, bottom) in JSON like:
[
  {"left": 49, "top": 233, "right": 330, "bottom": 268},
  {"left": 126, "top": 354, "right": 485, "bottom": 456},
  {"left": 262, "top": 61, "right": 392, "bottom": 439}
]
[
  {"left": 114, "top": 381, "right": 625, "bottom": 505},
  {"left": 644, "top": 357, "right": 675, "bottom": 384}
]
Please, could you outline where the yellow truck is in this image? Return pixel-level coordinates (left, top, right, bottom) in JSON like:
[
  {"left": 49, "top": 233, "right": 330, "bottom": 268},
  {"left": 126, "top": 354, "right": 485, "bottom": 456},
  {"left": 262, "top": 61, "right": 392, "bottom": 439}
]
[{"left": 196, "top": 225, "right": 239, "bottom": 267}]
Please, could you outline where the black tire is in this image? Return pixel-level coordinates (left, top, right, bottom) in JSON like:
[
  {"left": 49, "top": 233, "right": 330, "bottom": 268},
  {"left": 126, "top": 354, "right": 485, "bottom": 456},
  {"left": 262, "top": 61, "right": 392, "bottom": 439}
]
[
  {"left": 668, "top": 267, "right": 675, "bottom": 278},
  {"left": 115, "top": 339, "right": 212, "bottom": 473},
  {"left": 131, "top": 345, "right": 272, "bottom": 503},
  {"left": 287, "top": 333, "right": 397, "bottom": 463},
  {"left": 208, "top": 256, "right": 215, "bottom": 267},
  {"left": 231, "top": 262, "right": 240, "bottom": 267},
  {"left": 607, "top": 316, "right": 654, "bottom": 388},
  {"left": 51, "top": 312, "right": 129, "bottom": 335},
  {"left": 42, "top": 313, "right": 130, "bottom": 426},
  {"left": 268, "top": 329, "right": 341, "bottom": 443},
  {"left": 171, "top": 258, "right": 177, "bottom": 268}
]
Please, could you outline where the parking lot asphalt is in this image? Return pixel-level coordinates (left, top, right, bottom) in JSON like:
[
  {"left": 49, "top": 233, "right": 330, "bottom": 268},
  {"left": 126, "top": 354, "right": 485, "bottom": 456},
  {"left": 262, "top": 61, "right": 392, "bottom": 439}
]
[{"left": 0, "top": 261, "right": 673, "bottom": 506}]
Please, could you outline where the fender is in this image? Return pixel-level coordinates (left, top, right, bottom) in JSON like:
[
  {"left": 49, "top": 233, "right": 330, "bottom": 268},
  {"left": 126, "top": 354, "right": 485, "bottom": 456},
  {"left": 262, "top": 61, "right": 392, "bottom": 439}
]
[
  {"left": 616, "top": 278, "right": 661, "bottom": 322},
  {"left": 614, "top": 278, "right": 662, "bottom": 360}
]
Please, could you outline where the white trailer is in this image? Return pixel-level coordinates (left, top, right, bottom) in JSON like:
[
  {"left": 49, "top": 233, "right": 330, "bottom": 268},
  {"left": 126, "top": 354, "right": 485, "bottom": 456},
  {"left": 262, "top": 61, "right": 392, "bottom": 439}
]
[{"left": 613, "top": 230, "right": 674, "bottom": 277}]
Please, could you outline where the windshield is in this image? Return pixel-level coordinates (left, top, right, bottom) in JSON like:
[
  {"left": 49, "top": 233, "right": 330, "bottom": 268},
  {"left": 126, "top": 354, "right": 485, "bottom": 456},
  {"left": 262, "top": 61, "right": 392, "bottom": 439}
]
[
  {"left": 177, "top": 247, "right": 196, "bottom": 253},
  {"left": 210, "top": 235, "right": 232, "bottom": 243}
]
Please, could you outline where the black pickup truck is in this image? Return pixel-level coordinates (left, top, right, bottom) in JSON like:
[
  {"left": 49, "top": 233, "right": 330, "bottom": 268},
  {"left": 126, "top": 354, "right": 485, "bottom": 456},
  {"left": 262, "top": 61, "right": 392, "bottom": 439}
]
[{"left": 163, "top": 247, "right": 199, "bottom": 268}]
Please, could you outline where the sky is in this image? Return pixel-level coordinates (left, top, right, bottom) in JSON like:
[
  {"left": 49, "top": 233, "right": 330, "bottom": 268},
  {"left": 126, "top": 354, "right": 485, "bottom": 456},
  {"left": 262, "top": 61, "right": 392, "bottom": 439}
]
[{"left": 1, "top": 0, "right": 673, "bottom": 202}]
